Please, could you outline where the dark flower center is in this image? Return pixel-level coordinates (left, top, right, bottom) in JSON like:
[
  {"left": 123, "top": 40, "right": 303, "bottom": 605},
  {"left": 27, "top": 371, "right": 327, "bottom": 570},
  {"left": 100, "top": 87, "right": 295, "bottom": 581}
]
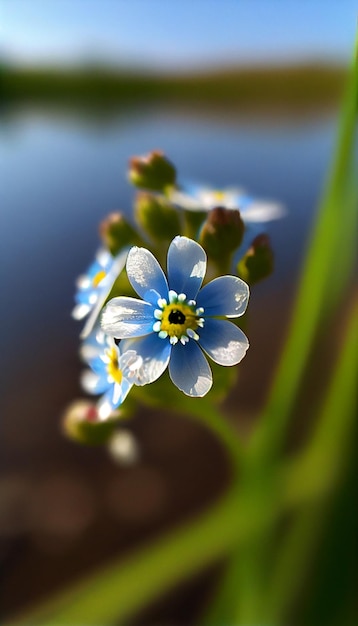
[{"left": 168, "top": 309, "right": 186, "bottom": 325}]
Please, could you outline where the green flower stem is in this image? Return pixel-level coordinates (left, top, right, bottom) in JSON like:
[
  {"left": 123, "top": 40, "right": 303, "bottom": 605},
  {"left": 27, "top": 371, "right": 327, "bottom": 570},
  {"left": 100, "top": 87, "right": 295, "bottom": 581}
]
[
  {"left": 173, "top": 396, "right": 244, "bottom": 473},
  {"left": 207, "top": 300, "right": 357, "bottom": 626},
  {"left": 265, "top": 298, "right": 357, "bottom": 624}
]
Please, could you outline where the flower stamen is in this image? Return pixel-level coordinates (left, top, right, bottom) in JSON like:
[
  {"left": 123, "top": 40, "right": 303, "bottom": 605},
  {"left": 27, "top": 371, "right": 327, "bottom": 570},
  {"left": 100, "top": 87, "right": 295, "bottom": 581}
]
[
  {"left": 106, "top": 346, "right": 123, "bottom": 385},
  {"left": 154, "top": 291, "right": 204, "bottom": 344}
]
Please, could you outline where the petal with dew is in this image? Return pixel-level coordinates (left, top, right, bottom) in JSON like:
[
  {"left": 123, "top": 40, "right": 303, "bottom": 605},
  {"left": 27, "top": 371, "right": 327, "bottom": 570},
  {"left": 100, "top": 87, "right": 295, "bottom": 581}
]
[
  {"left": 126, "top": 246, "right": 168, "bottom": 305},
  {"left": 199, "top": 318, "right": 249, "bottom": 366},
  {"left": 169, "top": 340, "right": 212, "bottom": 397},
  {"left": 101, "top": 297, "right": 154, "bottom": 338},
  {"left": 120, "top": 334, "right": 171, "bottom": 386},
  {"left": 197, "top": 276, "right": 249, "bottom": 318},
  {"left": 167, "top": 236, "right": 207, "bottom": 300}
]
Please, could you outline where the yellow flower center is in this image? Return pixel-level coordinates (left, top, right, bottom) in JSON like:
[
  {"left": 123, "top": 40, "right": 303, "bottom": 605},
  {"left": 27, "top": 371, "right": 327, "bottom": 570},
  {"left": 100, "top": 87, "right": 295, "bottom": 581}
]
[
  {"left": 106, "top": 346, "right": 123, "bottom": 384},
  {"left": 153, "top": 292, "right": 205, "bottom": 345},
  {"left": 213, "top": 190, "right": 225, "bottom": 202},
  {"left": 160, "top": 302, "right": 199, "bottom": 338},
  {"left": 92, "top": 269, "right": 106, "bottom": 287}
]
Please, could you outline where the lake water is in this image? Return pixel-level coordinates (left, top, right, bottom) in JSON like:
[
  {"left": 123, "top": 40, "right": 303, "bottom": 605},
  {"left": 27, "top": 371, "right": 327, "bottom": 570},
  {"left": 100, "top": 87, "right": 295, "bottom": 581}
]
[
  {"left": 0, "top": 103, "right": 340, "bottom": 618},
  {"left": 1, "top": 104, "right": 337, "bottom": 403}
]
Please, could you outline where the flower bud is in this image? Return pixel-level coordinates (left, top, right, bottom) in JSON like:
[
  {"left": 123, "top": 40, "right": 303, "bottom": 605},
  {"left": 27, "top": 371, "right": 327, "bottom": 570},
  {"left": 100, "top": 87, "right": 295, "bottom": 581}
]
[
  {"left": 199, "top": 207, "right": 244, "bottom": 262},
  {"left": 236, "top": 234, "right": 274, "bottom": 285},
  {"left": 128, "top": 151, "right": 176, "bottom": 192},
  {"left": 100, "top": 212, "right": 142, "bottom": 256},
  {"left": 134, "top": 192, "right": 181, "bottom": 242},
  {"left": 62, "top": 400, "right": 118, "bottom": 446}
]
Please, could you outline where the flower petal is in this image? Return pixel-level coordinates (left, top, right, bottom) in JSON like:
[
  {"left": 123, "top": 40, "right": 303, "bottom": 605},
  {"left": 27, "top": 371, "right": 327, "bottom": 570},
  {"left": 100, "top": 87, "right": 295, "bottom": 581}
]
[
  {"left": 101, "top": 297, "right": 154, "bottom": 338},
  {"left": 80, "top": 248, "right": 129, "bottom": 339},
  {"left": 121, "top": 334, "right": 171, "bottom": 385},
  {"left": 72, "top": 302, "right": 91, "bottom": 321},
  {"left": 241, "top": 200, "right": 285, "bottom": 222},
  {"left": 97, "top": 380, "right": 133, "bottom": 420},
  {"left": 167, "top": 236, "right": 207, "bottom": 300},
  {"left": 81, "top": 369, "right": 109, "bottom": 394},
  {"left": 199, "top": 319, "right": 249, "bottom": 366},
  {"left": 126, "top": 246, "right": 168, "bottom": 305},
  {"left": 197, "top": 276, "right": 249, "bottom": 318},
  {"left": 169, "top": 340, "right": 212, "bottom": 397}
]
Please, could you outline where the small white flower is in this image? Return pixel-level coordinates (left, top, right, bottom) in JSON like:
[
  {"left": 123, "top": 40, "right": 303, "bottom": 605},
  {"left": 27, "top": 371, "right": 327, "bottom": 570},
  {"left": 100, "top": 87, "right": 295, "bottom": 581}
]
[{"left": 169, "top": 182, "right": 284, "bottom": 222}]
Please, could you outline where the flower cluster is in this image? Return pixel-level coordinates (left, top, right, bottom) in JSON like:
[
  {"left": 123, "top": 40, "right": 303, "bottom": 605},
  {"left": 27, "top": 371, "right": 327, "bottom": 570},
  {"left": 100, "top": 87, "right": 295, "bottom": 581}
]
[{"left": 66, "top": 150, "right": 283, "bottom": 446}]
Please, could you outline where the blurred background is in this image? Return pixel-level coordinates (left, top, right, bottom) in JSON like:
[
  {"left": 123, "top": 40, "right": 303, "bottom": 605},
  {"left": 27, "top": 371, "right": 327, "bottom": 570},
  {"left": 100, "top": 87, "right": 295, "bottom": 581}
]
[{"left": 1, "top": 1, "right": 356, "bottom": 623}]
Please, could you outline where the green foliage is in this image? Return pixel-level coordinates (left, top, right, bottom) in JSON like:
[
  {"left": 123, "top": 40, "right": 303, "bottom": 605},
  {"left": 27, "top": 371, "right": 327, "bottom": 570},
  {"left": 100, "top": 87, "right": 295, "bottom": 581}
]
[{"left": 1, "top": 64, "right": 347, "bottom": 112}]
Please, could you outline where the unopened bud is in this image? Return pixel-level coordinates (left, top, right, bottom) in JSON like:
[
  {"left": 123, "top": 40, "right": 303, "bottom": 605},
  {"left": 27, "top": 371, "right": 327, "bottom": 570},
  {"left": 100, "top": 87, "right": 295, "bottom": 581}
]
[
  {"left": 199, "top": 207, "right": 244, "bottom": 262},
  {"left": 62, "top": 400, "right": 118, "bottom": 446},
  {"left": 134, "top": 192, "right": 181, "bottom": 242},
  {"left": 128, "top": 151, "right": 176, "bottom": 192},
  {"left": 236, "top": 234, "right": 274, "bottom": 285},
  {"left": 100, "top": 212, "right": 142, "bottom": 256}
]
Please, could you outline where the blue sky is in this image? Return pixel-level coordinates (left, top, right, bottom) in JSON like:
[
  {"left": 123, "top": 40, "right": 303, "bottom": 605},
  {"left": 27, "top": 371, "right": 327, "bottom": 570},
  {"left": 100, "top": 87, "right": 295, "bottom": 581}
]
[{"left": 1, "top": 0, "right": 356, "bottom": 69}]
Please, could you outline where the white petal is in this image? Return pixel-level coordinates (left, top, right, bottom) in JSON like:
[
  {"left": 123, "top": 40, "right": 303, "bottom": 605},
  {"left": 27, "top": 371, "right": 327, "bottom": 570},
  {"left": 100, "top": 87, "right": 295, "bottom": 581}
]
[
  {"left": 242, "top": 201, "right": 285, "bottom": 223},
  {"left": 72, "top": 303, "right": 91, "bottom": 320},
  {"left": 197, "top": 276, "right": 249, "bottom": 318},
  {"left": 167, "top": 236, "right": 207, "bottom": 300},
  {"left": 81, "top": 370, "right": 107, "bottom": 394},
  {"left": 169, "top": 340, "right": 212, "bottom": 397},
  {"left": 80, "top": 248, "right": 129, "bottom": 339},
  {"left": 101, "top": 297, "right": 155, "bottom": 338},
  {"left": 126, "top": 246, "right": 168, "bottom": 305},
  {"left": 120, "top": 334, "right": 171, "bottom": 385},
  {"left": 199, "top": 319, "right": 249, "bottom": 366}
]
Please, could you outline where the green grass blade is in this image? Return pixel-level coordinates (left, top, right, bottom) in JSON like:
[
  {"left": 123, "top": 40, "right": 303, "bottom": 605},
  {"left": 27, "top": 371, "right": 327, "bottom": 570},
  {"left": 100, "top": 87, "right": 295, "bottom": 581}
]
[
  {"left": 266, "top": 299, "right": 357, "bottom": 624},
  {"left": 251, "top": 40, "right": 357, "bottom": 459}
]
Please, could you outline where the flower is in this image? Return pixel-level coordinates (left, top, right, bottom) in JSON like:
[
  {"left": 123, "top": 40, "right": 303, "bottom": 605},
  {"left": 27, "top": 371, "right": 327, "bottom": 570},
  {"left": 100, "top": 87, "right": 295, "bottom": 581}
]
[
  {"left": 169, "top": 182, "right": 284, "bottom": 222},
  {"left": 101, "top": 236, "right": 249, "bottom": 397},
  {"left": 80, "top": 328, "right": 136, "bottom": 419},
  {"left": 72, "top": 247, "right": 128, "bottom": 338}
]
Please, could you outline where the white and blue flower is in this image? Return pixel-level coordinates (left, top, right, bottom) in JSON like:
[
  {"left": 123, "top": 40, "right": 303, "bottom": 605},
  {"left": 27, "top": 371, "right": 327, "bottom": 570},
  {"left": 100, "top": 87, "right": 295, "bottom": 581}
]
[
  {"left": 80, "top": 328, "right": 136, "bottom": 419},
  {"left": 101, "top": 236, "right": 250, "bottom": 397},
  {"left": 72, "top": 247, "right": 129, "bottom": 339},
  {"left": 169, "top": 182, "right": 284, "bottom": 223}
]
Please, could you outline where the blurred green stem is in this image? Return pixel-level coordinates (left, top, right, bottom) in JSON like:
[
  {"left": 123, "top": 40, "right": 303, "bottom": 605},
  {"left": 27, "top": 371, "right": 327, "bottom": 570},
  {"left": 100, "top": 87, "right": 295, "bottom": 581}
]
[
  {"left": 250, "top": 38, "right": 357, "bottom": 462},
  {"left": 206, "top": 37, "right": 357, "bottom": 626},
  {"left": 266, "top": 298, "right": 357, "bottom": 624}
]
